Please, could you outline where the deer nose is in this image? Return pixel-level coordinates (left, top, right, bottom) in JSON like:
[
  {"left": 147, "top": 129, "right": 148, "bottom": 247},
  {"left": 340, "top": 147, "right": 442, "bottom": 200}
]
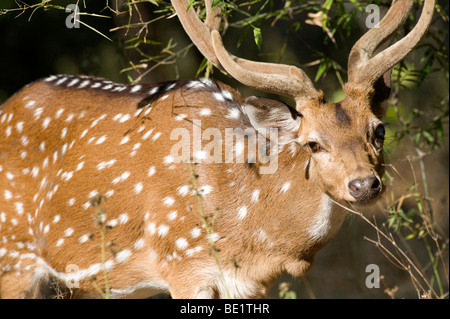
[{"left": 348, "top": 175, "right": 382, "bottom": 202}]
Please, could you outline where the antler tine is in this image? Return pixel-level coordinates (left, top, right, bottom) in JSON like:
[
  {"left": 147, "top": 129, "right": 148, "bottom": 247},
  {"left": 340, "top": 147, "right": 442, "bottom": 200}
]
[
  {"left": 348, "top": 0, "right": 435, "bottom": 92},
  {"left": 171, "top": 0, "right": 223, "bottom": 70},
  {"left": 204, "top": 0, "right": 221, "bottom": 32},
  {"left": 348, "top": 0, "right": 413, "bottom": 80}
]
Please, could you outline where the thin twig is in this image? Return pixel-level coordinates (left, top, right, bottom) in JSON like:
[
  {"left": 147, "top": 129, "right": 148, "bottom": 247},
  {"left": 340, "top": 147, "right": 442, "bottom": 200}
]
[
  {"left": 330, "top": 198, "right": 439, "bottom": 298},
  {"left": 187, "top": 160, "right": 232, "bottom": 299}
]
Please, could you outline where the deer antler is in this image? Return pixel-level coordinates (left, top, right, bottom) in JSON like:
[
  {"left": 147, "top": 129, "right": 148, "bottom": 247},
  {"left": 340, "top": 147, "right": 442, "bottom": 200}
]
[
  {"left": 347, "top": 0, "right": 435, "bottom": 93},
  {"left": 171, "top": 0, "right": 322, "bottom": 107},
  {"left": 171, "top": 0, "right": 222, "bottom": 70},
  {"left": 173, "top": 0, "right": 434, "bottom": 105}
]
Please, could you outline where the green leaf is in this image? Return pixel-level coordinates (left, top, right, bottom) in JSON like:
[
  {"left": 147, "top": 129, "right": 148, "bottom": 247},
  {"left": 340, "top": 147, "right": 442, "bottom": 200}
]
[
  {"left": 388, "top": 216, "right": 396, "bottom": 229},
  {"left": 405, "top": 233, "right": 416, "bottom": 240},
  {"left": 315, "top": 59, "right": 328, "bottom": 82},
  {"left": 287, "top": 291, "right": 297, "bottom": 299},
  {"left": 415, "top": 196, "right": 423, "bottom": 213},
  {"left": 422, "top": 130, "right": 435, "bottom": 143},
  {"left": 323, "top": 0, "right": 334, "bottom": 10},
  {"left": 196, "top": 58, "right": 211, "bottom": 78},
  {"left": 186, "top": 0, "right": 195, "bottom": 12},
  {"left": 253, "top": 27, "right": 262, "bottom": 50},
  {"left": 435, "top": 118, "right": 445, "bottom": 144},
  {"left": 237, "top": 25, "right": 252, "bottom": 49},
  {"left": 348, "top": 0, "right": 364, "bottom": 10}
]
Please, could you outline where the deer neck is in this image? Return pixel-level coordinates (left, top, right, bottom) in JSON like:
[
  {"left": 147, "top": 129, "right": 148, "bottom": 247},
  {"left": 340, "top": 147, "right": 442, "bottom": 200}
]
[{"left": 211, "top": 141, "right": 347, "bottom": 278}]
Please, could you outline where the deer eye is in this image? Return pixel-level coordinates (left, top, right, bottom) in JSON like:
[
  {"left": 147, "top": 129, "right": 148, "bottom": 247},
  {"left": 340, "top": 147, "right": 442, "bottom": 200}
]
[
  {"left": 375, "top": 124, "right": 385, "bottom": 140},
  {"left": 307, "top": 141, "right": 321, "bottom": 153},
  {"left": 374, "top": 124, "right": 385, "bottom": 148}
]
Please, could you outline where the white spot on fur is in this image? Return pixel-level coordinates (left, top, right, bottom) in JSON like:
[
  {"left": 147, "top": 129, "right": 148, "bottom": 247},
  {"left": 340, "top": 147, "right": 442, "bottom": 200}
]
[
  {"left": 190, "top": 227, "right": 201, "bottom": 238},
  {"left": 97, "top": 159, "right": 116, "bottom": 170},
  {"left": 167, "top": 211, "right": 177, "bottom": 221},
  {"left": 4, "top": 190, "right": 12, "bottom": 200},
  {"left": 25, "top": 100, "right": 36, "bottom": 109},
  {"left": 163, "top": 156, "right": 174, "bottom": 165},
  {"left": 142, "top": 129, "right": 153, "bottom": 140},
  {"left": 42, "top": 117, "right": 51, "bottom": 129},
  {"left": 163, "top": 197, "right": 175, "bottom": 207},
  {"left": 149, "top": 87, "right": 159, "bottom": 95},
  {"left": 175, "top": 238, "right": 189, "bottom": 250},
  {"left": 198, "top": 185, "right": 213, "bottom": 196},
  {"left": 148, "top": 166, "right": 156, "bottom": 176},
  {"left": 61, "top": 127, "right": 67, "bottom": 139},
  {"left": 120, "top": 136, "right": 130, "bottom": 144},
  {"left": 177, "top": 185, "right": 190, "bottom": 197},
  {"left": 131, "top": 85, "right": 142, "bottom": 93},
  {"left": 79, "top": 234, "right": 90, "bottom": 243},
  {"left": 280, "top": 182, "right": 291, "bottom": 193},
  {"left": 251, "top": 189, "right": 260, "bottom": 203},
  {"left": 199, "top": 108, "right": 212, "bottom": 116},
  {"left": 213, "top": 92, "right": 225, "bottom": 102},
  {"left": 157, "top": 224, "right": 170, "bottom": 238},
  {"left": 67, "top": 78, "right": 79, "bottom": 87},
  {"left": 134, "top": 182, "right": 144, "bottom": 194},
  {"left": 225, "top": 108, "right": 240, "bottom": 119},
  {"left": 147, "top": 222, "right": 156, "bottom": 235},
  {"left": 64, "top": 228, "right": 74, "bottom": 237},
  {"left": 152, "top": 132, "right": 161, "bottom": 141},
  {"left": 185, "top": 246, "right": 203, "bottom": 257},
  {"left": 76, "top": 161, "right": 84, "bottom": 171},
  {"left": 116, "top": 250, "right": 132, "bottom": 263},
  {"left": 88, "top": 190, "right": 98, "bottom": 199},
  {"left": 206, "top": 233, "right": 220, "bottom": 243},
  {"left": 221, "top": 90, "right": 233, "bottom": 100},
  {"left": 237, "top": 206, "right": 248, "bottom": 220},
  {"left": 119, "top": 114, "right": 131, "bottom": 123},
  {"left": 61, "top": 171, "right": 73, "bottom": 182},
  {"left": 174, "top": 114, "right": 187, "bottom": 121},
  {"left": 134, "top": 238, "right": 145, "bottom": 250},
  {"left": 105, "top": 190, "right": 115, "bottom": 198},
  {"left": 112, "top": 171, "right": 130, "bottom": 184},
  {"left": 118, "top": 213, "right": 129, "bottom": 224},
  {"left": 95, "top": 135, "right": 107, "bottom": 145},
  {"left": 107, "top": 219, "right": 118, "bottom": 228}
]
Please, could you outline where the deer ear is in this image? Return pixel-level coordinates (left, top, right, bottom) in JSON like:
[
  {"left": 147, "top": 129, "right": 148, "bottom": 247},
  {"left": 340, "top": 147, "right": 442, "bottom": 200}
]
[
  {"left": 371, "top": 68, "right": 392, "bottom": 119},
  {"left": 243, "top": 96, "right": 301, "bottom": 136}
]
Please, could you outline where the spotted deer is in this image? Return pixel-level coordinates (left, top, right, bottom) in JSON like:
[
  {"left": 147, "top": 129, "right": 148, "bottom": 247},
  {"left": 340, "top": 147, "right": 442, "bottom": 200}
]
[{"left": 0, "top": 0, "right": 434, "bottom": 298}]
